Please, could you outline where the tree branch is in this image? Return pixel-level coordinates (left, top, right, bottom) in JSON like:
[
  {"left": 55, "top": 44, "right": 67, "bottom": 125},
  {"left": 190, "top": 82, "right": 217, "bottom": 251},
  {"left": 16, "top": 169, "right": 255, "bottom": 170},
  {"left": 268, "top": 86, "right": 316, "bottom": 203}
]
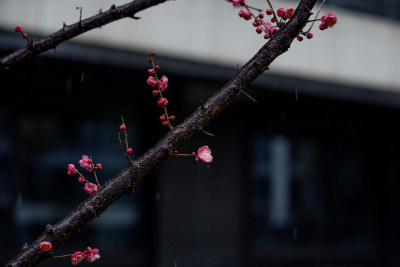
[
  {"left": 4, "top": 0, "right": 317, "bottom": 266},
  {"left": 0, "top": 0, "right": 167, "bottom": 69}
]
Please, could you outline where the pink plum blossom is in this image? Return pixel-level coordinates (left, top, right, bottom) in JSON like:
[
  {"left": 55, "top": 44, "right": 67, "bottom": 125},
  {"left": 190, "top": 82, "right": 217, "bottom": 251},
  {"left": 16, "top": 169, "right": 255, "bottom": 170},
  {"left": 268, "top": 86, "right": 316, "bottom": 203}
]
[
  {"left": 96, "top": 163, "right": 102, "bottom": 170},
  {"left": 15, "top": 25, "right": 22, "bottom": 32},
  {"left": 197, "top": 146, "right": 213, "bottom": 164},
  {"left": 319, "top": 23, "right": 328, "bottom": 30},
  {"left": 39, "top": 241, "right": 52, "bottom": 252},
  {"left": 284, "top": 8, "right": 294, "bottom": 20},
  {"left": 67, "top": 164, "right": 76, "bottom": 176},
  {"left": 261, "top": 21, "right": 275, "bottom": 39},
  {"left": 238, "top": 8, "right": 252, "bottom": 20},
  {"left": 159, "top": 75, "right": 168, "bottom": 91},
  {"left": 79, "top": 155, "right": 92, "bottom": 172},
  {"left": 84, "top": 247, "right": 101, "bottom": 263},
  {"left": 277, "top": 8, "right": 286, "bottom": 18},
  {"left": 71, "top": 251, "right": 85, "bottom": 265},
  {"left": 147, "top": 76, "right": 158, "bottom": 87},
  {"left": 157, "top": 98, "right": 168, "bottom": 107},
  {"left": 84, "top": 183, "right": 98, "bottom": 194},
  {"left": 227, "top": 0, "right": 247, "bottom": 7},
  {"left": 320, "top": 12, "right": 337, "bottom": 30}
]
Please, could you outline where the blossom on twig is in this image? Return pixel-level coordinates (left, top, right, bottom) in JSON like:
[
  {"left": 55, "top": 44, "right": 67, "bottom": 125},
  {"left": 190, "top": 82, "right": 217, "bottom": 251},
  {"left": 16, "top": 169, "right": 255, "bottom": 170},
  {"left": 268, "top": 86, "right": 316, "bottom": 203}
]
[
  {"left": 79, "top": 155, "right": 92, "bottom": 172},
  {"left": 67, "top": 164, "right": 76, "bottom": 176},
  {"left": 197, "top": 146, "right": 213, "bottom": 164},
  {"left": 84, "top": 183, "right": 98, "bottom": 194}
]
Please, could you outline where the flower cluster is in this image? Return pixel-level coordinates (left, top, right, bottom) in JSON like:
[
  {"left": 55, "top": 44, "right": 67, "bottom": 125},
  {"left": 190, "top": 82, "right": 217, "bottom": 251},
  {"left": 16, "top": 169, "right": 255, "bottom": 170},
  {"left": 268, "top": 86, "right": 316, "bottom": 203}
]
[
  {"left": 146, "top": 51, "right": 175, "bottom": 128},
  {"left": 319, "top": 12, "right": 338, "bottom": 30},
  {"left": 67, "top": 155, "right": 101, "bottom": 194},
  {"left": 260, "top": 21, "right": 277, "bottom": 39},
  {"left": 227, "top": 1, "right": 337, "bottom": 41},
  {"left": 277, "top": 7, "right": 294, "bottom": 21},
  {"left": 234, "top": 4, "right": 283, "bottom": 39},
  {"left": 238, "top": 8, "right": 252, "bottom": 20},
  {"left": 72, "top": 247, "right": 101, "bottom": 265},
  {"left": 39, "top": 242, "right": 100, "bottom": 265}
]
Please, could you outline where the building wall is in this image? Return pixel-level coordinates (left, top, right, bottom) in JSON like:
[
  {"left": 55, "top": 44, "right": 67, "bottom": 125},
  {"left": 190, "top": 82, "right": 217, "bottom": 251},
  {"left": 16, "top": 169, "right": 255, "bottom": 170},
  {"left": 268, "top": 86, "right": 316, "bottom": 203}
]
[{"left": 0, "top": 0, "right": 399, "bottom": 93}]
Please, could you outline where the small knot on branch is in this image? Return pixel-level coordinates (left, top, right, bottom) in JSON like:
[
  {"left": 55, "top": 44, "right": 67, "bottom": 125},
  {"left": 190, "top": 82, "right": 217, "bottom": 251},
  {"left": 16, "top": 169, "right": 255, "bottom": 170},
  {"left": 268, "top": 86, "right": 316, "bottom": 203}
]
[
  {"left": 45, "top": 224, "right": 54, "bottom": 233},
  {"left": 200, "top": 101, "right": 205, "bottom": 110},
  {"left": 28, "top": 39, "right": 34, "bottom": 49},
  {"left": 301, "top": 0, "right": 313, "bottom": 14},
  {"left": 88, "top": 206, "right": 100, "bottom": 218},
  {"left": 129, "top": 14, "right": 141, "bottom": 20},
  {"left": 76, "top": 6, "right": 83, "bottom": 25}
]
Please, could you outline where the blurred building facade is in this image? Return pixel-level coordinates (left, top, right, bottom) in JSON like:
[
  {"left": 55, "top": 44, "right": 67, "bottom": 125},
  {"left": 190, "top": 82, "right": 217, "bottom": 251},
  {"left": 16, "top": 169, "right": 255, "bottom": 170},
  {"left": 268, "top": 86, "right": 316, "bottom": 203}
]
[{"left": 1, "top": 0, "right": 400, "bottom": 266}]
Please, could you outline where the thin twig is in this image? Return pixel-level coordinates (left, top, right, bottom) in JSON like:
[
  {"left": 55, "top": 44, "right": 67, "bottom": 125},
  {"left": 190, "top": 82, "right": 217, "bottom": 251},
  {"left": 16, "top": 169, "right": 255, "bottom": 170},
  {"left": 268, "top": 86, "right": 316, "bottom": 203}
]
[
  {"left": 306, "top": 0, "right": 325, "bottom": 33},
  {"left": 75, "top": 170, "right": 97, "bottom": 192},
  {"left": 247, "top": 5, "right": 263, "bottom": 13},
  {"left": 120, "top": 115, "right": 132, "bottom": 161},
  {"left": 118, "top": 132, "right": 133, "bottom": 166},
  {"left": 51, "top": 254, "right": 73, "bottom": 259},
  {"left": 266, "top": 0, "right": 280, "bottom": 27},
  {"left": 241, "top": 91, "right": 258, "bottom": 103},
  {"left": 90, "top": 157, "right": 101, "bottom": 188},
  {"left": 76, "top": 7, "right": 83, "bottom": 23}
]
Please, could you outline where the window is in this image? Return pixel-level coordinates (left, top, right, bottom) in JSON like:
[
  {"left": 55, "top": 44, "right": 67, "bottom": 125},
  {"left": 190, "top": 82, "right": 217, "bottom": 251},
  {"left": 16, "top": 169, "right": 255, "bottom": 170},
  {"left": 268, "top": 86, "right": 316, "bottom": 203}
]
[{"left": 326, "top": 0, "right": 400, "bottom": 21}]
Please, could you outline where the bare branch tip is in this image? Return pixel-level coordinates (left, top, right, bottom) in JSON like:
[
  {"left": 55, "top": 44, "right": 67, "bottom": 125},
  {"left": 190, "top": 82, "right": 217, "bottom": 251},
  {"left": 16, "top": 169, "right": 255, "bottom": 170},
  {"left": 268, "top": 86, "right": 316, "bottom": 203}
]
[
  {"left": 202, "top": 130, "right": 215, "bottom": 137},
  {"left": 241, "top": 91, "right": 258, "bottom": 103},
  {"left": 129, "top": 15, "right": 141, "bottom": 20}
]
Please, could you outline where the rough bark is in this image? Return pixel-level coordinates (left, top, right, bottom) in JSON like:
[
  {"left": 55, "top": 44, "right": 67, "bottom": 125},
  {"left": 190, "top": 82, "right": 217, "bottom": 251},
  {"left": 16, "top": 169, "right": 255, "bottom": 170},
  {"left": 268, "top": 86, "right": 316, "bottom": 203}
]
[
  {"left": 4, "top": 0, "right": 317, "bottom": 266},
  {"left": 0, "top": 0, "right": 167, "bottom": 69}
]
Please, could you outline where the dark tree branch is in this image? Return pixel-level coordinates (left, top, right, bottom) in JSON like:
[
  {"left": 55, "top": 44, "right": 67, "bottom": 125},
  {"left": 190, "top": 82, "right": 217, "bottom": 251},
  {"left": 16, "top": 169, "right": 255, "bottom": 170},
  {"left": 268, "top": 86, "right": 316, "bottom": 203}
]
[
  {"left": 0, "top": 0, "right": 167, "bottom": 69},
  {"left": 4, "top": 0, "right": 317, "bottom": 266}
]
